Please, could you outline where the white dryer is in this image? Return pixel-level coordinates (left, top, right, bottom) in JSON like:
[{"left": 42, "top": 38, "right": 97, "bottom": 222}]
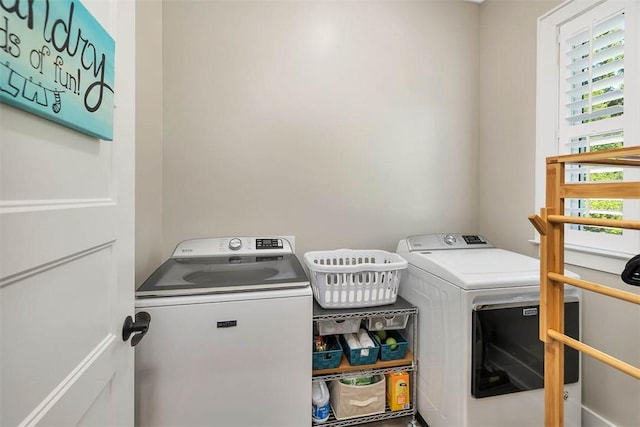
[
  {"left": 134, "top": 236, "right": 312, "bottom": 427},
  {"left": 396, "top": 233, "right": 581, "bottom": 427}
]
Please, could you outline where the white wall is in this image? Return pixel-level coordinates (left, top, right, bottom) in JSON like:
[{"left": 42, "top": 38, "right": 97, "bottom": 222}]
[{"left": 159, "top": 0, "right": 480, "bottom": 260}]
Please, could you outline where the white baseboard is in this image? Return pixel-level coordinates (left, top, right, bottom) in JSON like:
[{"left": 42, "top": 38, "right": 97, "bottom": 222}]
[{"left": 582, "top": 406, "right": 616, "bottom": 427}]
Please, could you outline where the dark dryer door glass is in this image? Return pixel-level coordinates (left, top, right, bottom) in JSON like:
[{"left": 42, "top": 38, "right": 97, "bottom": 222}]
[{"left": 471, "top": 298, "right": 579, "bottom": 398}]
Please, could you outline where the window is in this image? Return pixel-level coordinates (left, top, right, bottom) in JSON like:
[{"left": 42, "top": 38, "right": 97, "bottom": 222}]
[{"left": 536, "top": 0, "right": 640, "bottom": 273}]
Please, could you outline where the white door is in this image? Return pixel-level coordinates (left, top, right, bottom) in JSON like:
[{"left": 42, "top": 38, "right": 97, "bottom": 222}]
[{"left": 0, "top": 0, "right": 136, "bottom": 426}]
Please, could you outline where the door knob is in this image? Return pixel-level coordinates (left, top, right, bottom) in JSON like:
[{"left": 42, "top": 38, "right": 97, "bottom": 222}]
[{"left": 122, "top": 311, "right": 151, "bottom": 347}]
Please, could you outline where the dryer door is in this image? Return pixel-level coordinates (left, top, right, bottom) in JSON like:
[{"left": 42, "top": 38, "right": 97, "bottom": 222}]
[{"left": 471, "top": 298, "right": 580, "bottom": 398}]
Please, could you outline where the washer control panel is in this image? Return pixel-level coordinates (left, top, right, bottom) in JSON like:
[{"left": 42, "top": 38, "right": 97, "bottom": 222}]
[
  {"left": 255, "top": 238, "right": 284, "bottom": 250},
  {"left": 406, "top": 233, "right": 492, "bottom": 251},
  {"left": 172, "top": 236, "right": 293, "bottom": 257}
]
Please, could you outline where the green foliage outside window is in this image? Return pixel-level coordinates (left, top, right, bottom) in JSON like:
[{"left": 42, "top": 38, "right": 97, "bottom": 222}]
[{"left": 580, "top": 141, "right": 625, "bottom": 235}]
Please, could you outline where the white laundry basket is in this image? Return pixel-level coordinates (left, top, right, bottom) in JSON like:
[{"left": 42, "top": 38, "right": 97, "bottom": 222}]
[{"left": 304, "top": 249, "right": 408, "bottom": 309}]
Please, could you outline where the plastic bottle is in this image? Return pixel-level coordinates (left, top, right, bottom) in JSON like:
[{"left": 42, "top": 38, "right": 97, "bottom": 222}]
[{"left": 312, "top": 380, "right": 330, "bottom": 423}]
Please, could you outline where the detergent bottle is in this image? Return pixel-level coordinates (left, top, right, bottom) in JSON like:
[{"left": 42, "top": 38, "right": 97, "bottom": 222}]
[{"left": 312, "top": 380, "right": 330, "bottom": 423}]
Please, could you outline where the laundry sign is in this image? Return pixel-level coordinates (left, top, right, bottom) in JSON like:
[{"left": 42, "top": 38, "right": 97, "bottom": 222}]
[{"left": 0, "top": 0, "right": 115, "bottom": 140}]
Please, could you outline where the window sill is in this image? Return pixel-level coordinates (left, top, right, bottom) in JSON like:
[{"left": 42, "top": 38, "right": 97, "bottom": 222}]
[{"left": 529, "top": 240, "right": 633, "bottom": 275}]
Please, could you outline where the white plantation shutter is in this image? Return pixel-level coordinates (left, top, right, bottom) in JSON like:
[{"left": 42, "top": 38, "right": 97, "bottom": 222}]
[
  {"left": 560, "top": 10, "right": 624, "bottom": 135},
  {"left": 556, "top": 2, "right": 639, "bottom": 253},
  {"left": 562, "top": 11, "right": 625, "bottom": 128}
]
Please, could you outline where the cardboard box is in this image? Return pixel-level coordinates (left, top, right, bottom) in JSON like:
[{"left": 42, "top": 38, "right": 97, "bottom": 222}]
[
  {"left": 386, "top": 371, "right": 410, "bottom": 411},
  {"left": 329, "top": 376, "right": 385, "bottom": 420}
]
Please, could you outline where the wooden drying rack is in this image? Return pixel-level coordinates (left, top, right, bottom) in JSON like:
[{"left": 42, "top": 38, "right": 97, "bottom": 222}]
[{"left": 529, "top": 146, "right": 640, "bottom": 427}]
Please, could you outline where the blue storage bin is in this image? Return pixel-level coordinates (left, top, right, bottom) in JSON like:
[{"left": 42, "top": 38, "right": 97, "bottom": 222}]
[
  {"left": 340, "top": 332, "right": 380, "bottom": 366},
  {"left": 378, "top": 330, "right": 408, "bottom": 361},
  {"left": 313, "top": 335, "right": 343, "bottom": 370}
]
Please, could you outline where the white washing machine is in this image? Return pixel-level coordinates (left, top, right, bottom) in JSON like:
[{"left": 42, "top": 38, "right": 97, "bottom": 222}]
[
  {"left": 396, "top": 233, "right": 581, "bottom": 427},
  {"left": 134, "top": 236, "right": 312, "bottom": 427}
]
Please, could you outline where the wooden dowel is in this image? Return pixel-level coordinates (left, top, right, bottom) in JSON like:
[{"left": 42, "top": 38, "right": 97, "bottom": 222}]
[
  {"left": 557, "top": 159, "right": 640, "bottom": 167},
  {"left": 547, "top": 146, "right": 640, "bottom": 165},
  {"left": 547, "top": 215, "right": 640, "bottom": 230},
  {"left": 548, "top": 272, "right": 640, "bottom": 305},
  {"left": 547, "top": 329, "right": 640, "bottom": 380}
]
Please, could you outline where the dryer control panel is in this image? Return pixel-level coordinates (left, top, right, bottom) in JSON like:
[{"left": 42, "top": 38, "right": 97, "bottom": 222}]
[{"left": 406, "top": 233, "right": 493, "bottom": 251}]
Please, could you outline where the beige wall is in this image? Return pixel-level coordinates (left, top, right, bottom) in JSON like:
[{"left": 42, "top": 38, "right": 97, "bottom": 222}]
[
  {"left": 574, "top": 266, "right": 640, "bottom": 427},
  {"left": 477, "top": 0, "right": 558, "bottom": 257},
  {"left": 135, "top": 1, "right": 164, "bottom": 286},
  {"left": 159, "top": 0, "right": 480, "bottom": 261},
  {"left": 477, "top": 1, "right": 640, "bottom": 426},
  {"left": 136, "top": 0, "right": 639, "bottom": 425}
]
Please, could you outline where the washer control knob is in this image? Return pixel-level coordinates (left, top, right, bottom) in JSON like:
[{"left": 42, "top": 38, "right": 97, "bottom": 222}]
[
  {"left": 444, "top": 234, "right": 457, "bottom": 245},
  {"left": 228, "top": 238, "right": 242, "bottom": 251}
]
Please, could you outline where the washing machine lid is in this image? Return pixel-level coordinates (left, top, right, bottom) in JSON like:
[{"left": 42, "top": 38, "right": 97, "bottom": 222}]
[
  {"left": 136, "top": 254, "right": 309, "bottom": 297},
  {"left": 407, "top": 248, "right": 542, "bottom": 290},
  {"left": 136, "top": 237, "right": 309, "bottom": 297}
]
